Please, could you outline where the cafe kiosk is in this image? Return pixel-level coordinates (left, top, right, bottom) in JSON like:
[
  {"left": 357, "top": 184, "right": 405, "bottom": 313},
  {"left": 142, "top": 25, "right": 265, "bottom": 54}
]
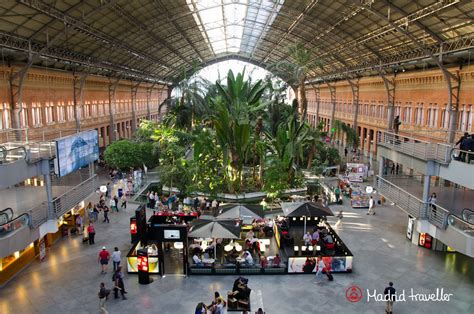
[{"left": 147, "top": 223, "right": 189, "bottom": 277}]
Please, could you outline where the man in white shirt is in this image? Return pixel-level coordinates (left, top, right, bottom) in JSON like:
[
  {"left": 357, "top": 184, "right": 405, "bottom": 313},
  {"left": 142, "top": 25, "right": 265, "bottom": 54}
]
[
  {"left": 244, "top": 251, "right": 254, "bottom": 265},
  {"left": 193, "top": 253, "right": 203, "bottom": 266},
  {"left": 367, "top": 196, "right": 375, "bottom": 215},
  {"left": 111, "top": 247, "right": 121, "bottom": 271}
]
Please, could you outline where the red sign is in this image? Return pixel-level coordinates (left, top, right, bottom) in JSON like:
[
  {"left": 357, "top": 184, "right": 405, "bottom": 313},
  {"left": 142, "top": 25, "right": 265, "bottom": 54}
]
[
  {"left": 130, "top": 219, "right": 137, "bottom": 234},
  {"left": 419, "top": 233, "right": 432, "bottom": 249},
  {"left": 138, "top": 255, "right": 148, "bottom": 272}
]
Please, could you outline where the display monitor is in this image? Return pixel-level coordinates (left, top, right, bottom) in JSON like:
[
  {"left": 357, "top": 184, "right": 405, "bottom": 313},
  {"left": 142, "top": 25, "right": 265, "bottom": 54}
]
[
  {"left": 164, "top": 229, "right": 180, "bottom": 240},
  {"left": 55, "top": 130, "right": 99, "bottom": 177}
]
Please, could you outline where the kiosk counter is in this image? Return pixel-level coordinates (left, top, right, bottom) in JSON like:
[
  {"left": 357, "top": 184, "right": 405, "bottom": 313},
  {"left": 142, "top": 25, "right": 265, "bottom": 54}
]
[{"left": 127, "top": 241, "right": 159, "bottom": 273}]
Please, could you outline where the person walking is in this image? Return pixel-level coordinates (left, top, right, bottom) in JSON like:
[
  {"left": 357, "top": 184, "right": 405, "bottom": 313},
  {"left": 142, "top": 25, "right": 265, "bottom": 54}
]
[
  {"left": 113, "top": 266, "right": 127, "bottom": 300},
  {"left": 315, "top": 257, "right": 325, "bottom": 283},
  {"left": 384, "top": 281, "right": 396, "bottom": 314},
  {"left": 344, "top": 147, "right": 348, "bottom": 159},
  {"left": 103, "top": 205, "right": 110, "bottom": 223},
  {"left": 121, "top": 195, "right": 127, "bottom": 209},
  {"left": 98, "top": 247, "right": 110, "bottom": 274},
  {"left": 75, "top": 215, "right": 83, "bottom": 235},
  {"left": 390, "top": 163, "right": 395, "bottom": 175},
  {"left": 87, "top": 223, "right": 96, "bottom": 245},
  {"left": 367, "top": 196, "right": 375, "bottom": 215},
  {"left": 109, "top": 197, "right": 115, "bottom": 213},
  {"left": 111, "top": 247, "right": 121, "bottom": 272},
  {"left": 98, "top": 282, "right": 110, "bottom": 314},
  {"left": 105, "top": 183, "right": 110, "bottom": 199},
  {"left": 113, "top": 195, "right": 119, "bottom": 212},
  {"left": 335, "top": 210, "right": 343, "bottom": 228},
  {"left": 395, "top": 163, "right": 400, "bottom": 175},
  {"left": 335, "top": 187, "right": 341, "bottom": 204}
]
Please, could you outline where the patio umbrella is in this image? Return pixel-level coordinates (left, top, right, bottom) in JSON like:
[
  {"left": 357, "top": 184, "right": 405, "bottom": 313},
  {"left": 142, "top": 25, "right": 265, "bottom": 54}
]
[
  {"left": 188, "top": 215, "right": 241, "bottom": 260},
  {"left": 281, "top": 201, "right": 334, "bottom": 234},
  {"left": 216, "top": 204, "right": 264, "bottom": 220}
]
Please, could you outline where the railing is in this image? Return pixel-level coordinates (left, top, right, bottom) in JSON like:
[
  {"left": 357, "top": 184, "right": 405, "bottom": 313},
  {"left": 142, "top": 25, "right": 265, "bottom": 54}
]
[
  {"left": 0, "top": 128, "right": 79, "bottom": 144},
  {"left": 450, "top": 148, "right": 474, "bottom": 164},
  {"left": 377, "top": 131, "right": 452, "bottom": 164},
  {"left": 447, "top": 214, "right": 474, "bottom": 236},
  {"left": 28, "top": 202, "right": 49, "bottom": 228},
  {"left": 426, "top": 202, "right": 450, "bottom": 229},
  {"left": 0, "top": 213, "right": 30, "bottom": 238},
  {"left": 375, "top": 175, "right": 427, "bottom": 218},
  {"left": 27, "top": 141, "right": 56, "bottom": 161},
  {"left": 53, "top": 175, "right": 99, "bottom": 217},
  {"left": 0, "top": 146, "right": 28, "bottom": 164}
]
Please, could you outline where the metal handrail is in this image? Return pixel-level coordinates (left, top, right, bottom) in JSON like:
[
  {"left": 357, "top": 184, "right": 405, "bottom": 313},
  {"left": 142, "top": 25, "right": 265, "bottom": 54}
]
[
  {"left": 450, "top": 147, "right": 474, "bottom": 164},
  {"left": 0, "top": 213, "right": 30, "bottom": 238},
  {"left": 0, "top": 146, "right": 28, "bottom": 163},
  {"left": 377, "top": 131, "right": 452, "bottom": 164},
  {"left": 53, "top": 175, "right": 99, "bottom": 217},
  {"left": 28, "top": 202, "right": 49, "bottom": 228},
  {"left": 375, "top": 175, "right": 426, "bottom": 219},
  {"left": 447, "top": 214, "right": 474, "bottom": 235}
]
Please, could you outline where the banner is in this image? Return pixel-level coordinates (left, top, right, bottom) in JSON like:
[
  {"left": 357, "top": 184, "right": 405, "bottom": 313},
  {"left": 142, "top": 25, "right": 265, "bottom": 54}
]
[{"left": 288, "top": 256, "right": 353, "bottom": 273}]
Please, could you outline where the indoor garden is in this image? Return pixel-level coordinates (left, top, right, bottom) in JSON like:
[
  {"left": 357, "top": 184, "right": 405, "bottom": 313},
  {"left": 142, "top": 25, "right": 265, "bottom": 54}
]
[{"left": 104, "top": 64, "right": 341, "bottom": 199}]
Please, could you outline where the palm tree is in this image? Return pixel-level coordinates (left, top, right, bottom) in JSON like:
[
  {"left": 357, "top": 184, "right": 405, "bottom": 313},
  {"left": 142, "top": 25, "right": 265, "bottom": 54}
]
[
  {"left": 268, "top": 43, "right": 322, "bottom": 115},
  {"left": 211, "top": 70, "right": 267, "bottom": 193}
]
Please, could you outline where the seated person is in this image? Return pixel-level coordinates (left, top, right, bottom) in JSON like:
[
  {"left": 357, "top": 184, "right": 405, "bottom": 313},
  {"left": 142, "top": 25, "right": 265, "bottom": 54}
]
[
  {"left": 303, "top": 232, "right": 313, "bottom": 246},
  {"left": 260, "top": 255, "right": 268, "bottom": 268},
  {"left": 311, "top": 229, "right": 320, "bottom": 245},
  {"left": 324, "top": 233, "right": 333, "bottom": 244},
  {"left": 272, "top": 254, "right": 281, "bottom": 267},
  {"left": 242, "top": 251, "right": 254, "bottom": 266},
  {"left": 246, "top": 230, "right": 254, "bottom": 240},
  {"left": 192, "top": 253, "right": 203, "bottom": 266}
]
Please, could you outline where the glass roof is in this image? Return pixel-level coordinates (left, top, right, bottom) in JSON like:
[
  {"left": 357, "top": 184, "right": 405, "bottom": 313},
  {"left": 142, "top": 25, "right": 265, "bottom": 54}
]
[{"left": 187, "top": 0, "right": 284, "bottom": 56}]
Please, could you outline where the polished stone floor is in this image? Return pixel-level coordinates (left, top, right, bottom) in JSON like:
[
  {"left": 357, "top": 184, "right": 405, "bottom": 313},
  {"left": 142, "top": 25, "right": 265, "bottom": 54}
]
[{"left": 1, "top": 192, "right": 473, "bottom": 314}]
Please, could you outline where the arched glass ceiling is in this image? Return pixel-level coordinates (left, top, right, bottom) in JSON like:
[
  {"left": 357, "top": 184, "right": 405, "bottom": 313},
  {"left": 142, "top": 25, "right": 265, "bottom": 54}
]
[
  {"left": 172, "top": 59, "right": 294, "bottom": 103},
  {"left": 187, "top": 0, "right": 284, "bottom": 56}
]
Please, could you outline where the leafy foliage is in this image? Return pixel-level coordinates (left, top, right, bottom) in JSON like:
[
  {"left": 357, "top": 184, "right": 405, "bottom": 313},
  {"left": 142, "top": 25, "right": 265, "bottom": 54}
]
[{"left": 104, "top": 139, "right": 158, "bottom": 170}]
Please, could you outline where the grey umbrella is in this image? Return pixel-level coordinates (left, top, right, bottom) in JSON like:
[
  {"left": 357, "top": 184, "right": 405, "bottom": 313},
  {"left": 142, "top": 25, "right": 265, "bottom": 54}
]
[
  {"left": 188, "top": 215, "right": 241, "bottom": 260},
  {"left": 216, "top": 204, "right": 264, "bottom": 220},
  {"left": 281, "top": 201, "right": 334, "bottom": 234}
]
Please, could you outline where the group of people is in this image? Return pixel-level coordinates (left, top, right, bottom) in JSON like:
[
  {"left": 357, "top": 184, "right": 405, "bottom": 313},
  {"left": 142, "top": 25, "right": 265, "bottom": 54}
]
[
  {"left": 96, "top": 247, "right": 127, "bottom": 313},
  {"left": 302, "top": 227, "right": 335, "bottom": 252},
  {"left": 456, "top": 132, "right": 474, "bottom": 163},
  {"left": 195, "top": 292, "right": 226, "bottom": 314}
]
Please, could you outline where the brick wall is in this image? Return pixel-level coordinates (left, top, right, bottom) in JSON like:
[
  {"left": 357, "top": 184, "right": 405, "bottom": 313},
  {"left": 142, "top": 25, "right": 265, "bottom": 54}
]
[
  {"left": 0, "top": 65, "right": 169, "bottom": 146},
  {"left": 306, "top": 64, "right": 474, "bottom": 156}
]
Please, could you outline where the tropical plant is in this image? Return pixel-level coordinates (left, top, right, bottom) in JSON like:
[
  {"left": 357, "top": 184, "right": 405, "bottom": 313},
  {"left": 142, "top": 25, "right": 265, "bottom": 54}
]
[
  {"left": 104, "top": 139, "right": 158, "bottom": 170},
  {"left": 268, "top": 43, "right": 322, "bottom": 115},
  {"left": 333, "top": 119, "right": 359, "bottom": 148},
  {"left": 210, "top": 70, "right": 267, "bottom": 192}
]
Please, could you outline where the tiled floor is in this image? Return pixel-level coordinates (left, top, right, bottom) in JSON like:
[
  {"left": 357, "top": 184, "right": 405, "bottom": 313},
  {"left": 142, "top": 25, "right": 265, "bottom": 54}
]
[{"left": 1, "top": 189, "right": 473, "bottom": 314}]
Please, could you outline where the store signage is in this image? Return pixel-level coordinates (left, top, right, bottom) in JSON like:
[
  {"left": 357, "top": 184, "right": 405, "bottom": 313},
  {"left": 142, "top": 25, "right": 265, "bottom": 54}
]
[
  {"left": 418, "top": 233, "right": 432, "bottom": 249},
  {"left": 130, "top": 219, "right": 137, "bottom": 235},
  {"left": 137, "top": 251, "right": 148, "bottom": 272}
]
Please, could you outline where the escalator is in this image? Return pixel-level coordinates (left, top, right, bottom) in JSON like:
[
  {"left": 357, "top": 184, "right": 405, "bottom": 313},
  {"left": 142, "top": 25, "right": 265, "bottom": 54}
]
[{"left": 0, "top": 207, "right": 13, "bottom": 224}]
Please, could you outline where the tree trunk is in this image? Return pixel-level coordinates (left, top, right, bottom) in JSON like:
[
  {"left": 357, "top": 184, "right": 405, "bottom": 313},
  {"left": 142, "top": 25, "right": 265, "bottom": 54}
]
[{"left": 298, "top": 76, "right": 307, "bottom": 116}]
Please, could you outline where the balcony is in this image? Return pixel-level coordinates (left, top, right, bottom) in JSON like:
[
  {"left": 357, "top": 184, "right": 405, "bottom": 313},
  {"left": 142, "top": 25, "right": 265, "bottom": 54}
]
[
  {"left": 375, "top": 175, "right": 474, "bottom": 257},
  {"left": 377, "top": 131, "right": 451, "bottom": 164}
]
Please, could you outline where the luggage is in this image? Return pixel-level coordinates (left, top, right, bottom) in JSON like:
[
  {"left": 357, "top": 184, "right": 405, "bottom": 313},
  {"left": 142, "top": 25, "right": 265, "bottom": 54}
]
[{"left": 326, "top": 271, "right": 334, "bottom": 281}]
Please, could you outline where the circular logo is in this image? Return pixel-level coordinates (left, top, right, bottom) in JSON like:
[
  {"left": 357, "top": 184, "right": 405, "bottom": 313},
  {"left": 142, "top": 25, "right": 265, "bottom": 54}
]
[{"left": 346, "top": 285, "right": 363, "bottom": 303}]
